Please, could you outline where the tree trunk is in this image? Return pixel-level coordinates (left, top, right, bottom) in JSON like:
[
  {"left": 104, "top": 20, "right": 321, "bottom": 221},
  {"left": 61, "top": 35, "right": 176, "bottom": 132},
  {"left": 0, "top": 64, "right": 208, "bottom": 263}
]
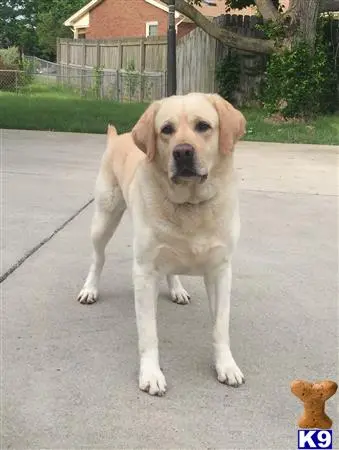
[{"left": 283, "top": 0, "right": 320, "bottom": 49}]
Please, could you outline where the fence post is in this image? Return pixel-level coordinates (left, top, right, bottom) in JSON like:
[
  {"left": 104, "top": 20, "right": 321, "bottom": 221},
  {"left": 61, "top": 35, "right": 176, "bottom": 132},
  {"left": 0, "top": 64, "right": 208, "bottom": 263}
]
[
  {"left": 118, "top": 42, "right": 123, "bottom": 102},
  {"left": 82, "top": 41, "right": 86, "bottom": 67},
  {"left": 139, "top": 38, "right": 145, "bottom": 102},
  {"left": 118, "top": 41, "right": 123, "bottom": 70},
  {"left": 56, "top": 38, "right": 60, "bottom": 84},
  {"left": 96, "top": 41, "right": 101, "bottom": 98},
  {"left": 96, "top": 41, "right": 101, "bottom": 67},
  {"left": 66, "top": 41, "right": 70, "bottom": 84},
  {"left": 116, "top": 69, "right": 120, "bottom": 102},
  {"left": 81, "top": 41, "right": 86, "bottom": 96},
  {"left": 66, "top": 40, "right": 70, "bottom": 65},
  {"left": 56, "top": 38, "right": 60, "bottom": 64}
]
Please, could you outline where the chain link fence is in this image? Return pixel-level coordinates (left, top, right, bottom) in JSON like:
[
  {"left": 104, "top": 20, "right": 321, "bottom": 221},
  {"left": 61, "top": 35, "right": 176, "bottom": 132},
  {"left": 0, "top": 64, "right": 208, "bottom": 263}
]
[
  {"left": 20, "top": 56, "right": 167, "bottom": 102},
  {"left": 0, "top": 69, "right": 32, "bottom": 91},
  {"left": 56, "top": 65, "right": 166, "bottom": 102}
]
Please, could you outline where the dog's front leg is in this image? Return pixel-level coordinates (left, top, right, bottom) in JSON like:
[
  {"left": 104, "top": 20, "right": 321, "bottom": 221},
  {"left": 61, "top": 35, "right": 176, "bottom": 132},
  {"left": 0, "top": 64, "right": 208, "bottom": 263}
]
[
  {"left": 133, "top": 263, "right": 166, "bottom": 396},
  {"left": 204, "top": 262, "right": 244, "bottom": 387}
]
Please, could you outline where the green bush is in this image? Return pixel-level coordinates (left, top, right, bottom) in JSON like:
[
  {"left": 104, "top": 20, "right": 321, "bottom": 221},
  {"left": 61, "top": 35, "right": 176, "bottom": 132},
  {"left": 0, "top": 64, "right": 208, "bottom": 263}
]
[
  {"left": 318, "top": 16, "right": 339, "bottom": 113},
  {"left": 0, "top": 46, "right": 20, "bottom": 68},
  {"left": 262, "top": 18, "right": 338, "bottom": 118},
  {"left": 215, "top": 52, "right": 241, "bottom": 105},
  {"left": 19, "top": 59, "right": 34, "bottom": 87},
  {"left": 125, "top": 60, "right": 140, "bottom": 101},
  {"left": 93, "top": 65, "right": 103, "bottom": 99},
  {"left": 0, "top": 54, "right": 32, "bottom": 91},
  {"left": 0, "top": 56, "right": 17, "bottom": 91}
]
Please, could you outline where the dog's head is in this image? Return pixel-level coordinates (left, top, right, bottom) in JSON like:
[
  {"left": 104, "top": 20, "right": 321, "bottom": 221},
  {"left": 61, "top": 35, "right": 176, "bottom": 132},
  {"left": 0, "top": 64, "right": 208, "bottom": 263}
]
[{"left": 131, "top": 93, "right": 246, "bottom": 184}]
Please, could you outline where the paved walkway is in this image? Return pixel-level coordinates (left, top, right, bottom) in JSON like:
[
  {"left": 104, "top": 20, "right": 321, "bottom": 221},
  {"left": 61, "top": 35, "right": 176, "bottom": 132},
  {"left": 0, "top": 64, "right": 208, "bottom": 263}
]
[{"left": 2, "top": 129, "right": 338, "bottom": 449}]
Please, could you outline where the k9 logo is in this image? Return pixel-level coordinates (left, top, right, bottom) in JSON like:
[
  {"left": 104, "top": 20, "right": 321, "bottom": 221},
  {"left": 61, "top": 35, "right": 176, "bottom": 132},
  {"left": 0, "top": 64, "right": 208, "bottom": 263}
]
[{"left": 298, "top": 430, "right": 333, "bottom": 449}]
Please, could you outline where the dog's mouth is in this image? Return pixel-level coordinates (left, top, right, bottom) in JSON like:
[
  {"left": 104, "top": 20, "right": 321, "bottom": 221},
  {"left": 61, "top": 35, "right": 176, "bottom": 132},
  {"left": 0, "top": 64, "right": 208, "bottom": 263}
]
[
  {"left": 171, "top": 167, "right": 208, "bottom": 184},
  {"left": 177, "top": 168, "right": 198, "bottom": 177}
]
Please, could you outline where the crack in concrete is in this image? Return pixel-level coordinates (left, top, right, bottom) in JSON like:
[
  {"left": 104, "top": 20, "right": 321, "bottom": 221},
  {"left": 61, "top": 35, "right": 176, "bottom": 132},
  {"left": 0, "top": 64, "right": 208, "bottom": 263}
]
[
  {"left": 1, "top": 188, "right": 336, "bottom": 285},
  {"left": 0, "top": 198, "right": 94, "bottom": 284}
]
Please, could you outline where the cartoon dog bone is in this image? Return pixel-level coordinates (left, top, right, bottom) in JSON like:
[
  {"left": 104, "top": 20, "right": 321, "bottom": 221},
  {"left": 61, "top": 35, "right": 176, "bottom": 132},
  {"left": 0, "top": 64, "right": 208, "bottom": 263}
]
[{"left": 291, "top": 379, "right": 338, "bottom": 429}]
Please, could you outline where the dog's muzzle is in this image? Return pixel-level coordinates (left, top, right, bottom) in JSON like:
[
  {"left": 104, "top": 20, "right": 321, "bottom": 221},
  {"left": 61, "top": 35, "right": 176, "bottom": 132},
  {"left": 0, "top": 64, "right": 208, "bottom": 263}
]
[{"left": 171, "top": 144, "right": 207, "bottom": 183}]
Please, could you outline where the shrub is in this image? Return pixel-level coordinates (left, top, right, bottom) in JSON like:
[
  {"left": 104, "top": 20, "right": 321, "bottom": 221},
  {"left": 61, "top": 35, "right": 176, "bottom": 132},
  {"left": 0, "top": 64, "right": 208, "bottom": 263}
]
[
  {"left": 0, "top": 46, "right": 20, "bottom": 68},
  {"left": 262, "top": 18, "right": 338, "bottom": 118},
  {"left": 125, "top": 60, "right": 140, "bottom": 101},
  {"left": 0, "top": 55, "right": 31, "bottom": 91},
  {"left": 215, "top": 51, "right": 241, "bottom": 105},
  {"left": 20, "top": 58, "right": 34, "bottom": 85},
  {"left": 0, "top": 56, "right": 17, "bottom": 91},
  {"left": 93, "top": 65, "right": 103, "bottom": 99}
]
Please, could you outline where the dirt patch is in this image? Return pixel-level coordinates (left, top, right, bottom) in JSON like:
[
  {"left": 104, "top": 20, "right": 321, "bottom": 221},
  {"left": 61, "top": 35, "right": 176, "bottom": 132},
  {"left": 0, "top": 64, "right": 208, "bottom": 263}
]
[{"left": 263, "top": 113, "right": 308, "bottom": 125}]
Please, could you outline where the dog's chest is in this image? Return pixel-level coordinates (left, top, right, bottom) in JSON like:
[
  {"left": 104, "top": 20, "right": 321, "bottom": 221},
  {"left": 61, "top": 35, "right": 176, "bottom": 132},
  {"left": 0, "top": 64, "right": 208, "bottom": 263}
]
[
  {"left": 135, "top": 199, "right": 238, "bottom": 275},
  {"left": 154, "top": 236, "right": 228, "bottom": 275}
]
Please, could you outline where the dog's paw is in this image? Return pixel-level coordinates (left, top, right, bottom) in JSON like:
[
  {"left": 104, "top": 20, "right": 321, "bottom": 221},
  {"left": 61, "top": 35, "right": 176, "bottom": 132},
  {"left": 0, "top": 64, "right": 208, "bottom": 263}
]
[
  {"left": 170, "top": 286, "right": 190, "bottom": 305},
  {"left": 139, "top": 366, "right": 167, "bottom": 396},
  {"left": 216, "top": 361, "right": 245, "bottom": 387},
  {"left": 77, "top": 286, "right": 98, "bottom": 304}
]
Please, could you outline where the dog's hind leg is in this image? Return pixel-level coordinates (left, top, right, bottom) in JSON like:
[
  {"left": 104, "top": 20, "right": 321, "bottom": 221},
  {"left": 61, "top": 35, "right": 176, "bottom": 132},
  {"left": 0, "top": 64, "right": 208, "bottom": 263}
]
[
  {"left": 166, "top": 275, "right": 190, "bottom": 305},
  {"left": 78, "top": 182, "right": 126, "bottom": 304}
]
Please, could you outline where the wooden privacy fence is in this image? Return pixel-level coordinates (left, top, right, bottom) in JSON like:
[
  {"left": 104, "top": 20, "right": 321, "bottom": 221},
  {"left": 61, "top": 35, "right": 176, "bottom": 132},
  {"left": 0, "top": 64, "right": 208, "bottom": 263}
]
[
  {"left": 57, "top": 36, "right": 167, "bottom": 72},
  {"left": 58, "top": 18, "right": 266, "bottom": 104},
  {"left": 176, "top": 14, "right": 267, "bottom": 105},
  {"left": 57, "top": 37, "right": 167, "bottom": 102},
  {"left": 176, "top": 28, "right": 217, "bottom": 95}
]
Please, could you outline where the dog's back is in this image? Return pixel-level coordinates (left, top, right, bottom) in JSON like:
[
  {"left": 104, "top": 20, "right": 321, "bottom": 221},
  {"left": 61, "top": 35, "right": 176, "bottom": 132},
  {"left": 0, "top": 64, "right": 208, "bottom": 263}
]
[{"left": 99, "top": 124, "right": 146, "bottom": 204}]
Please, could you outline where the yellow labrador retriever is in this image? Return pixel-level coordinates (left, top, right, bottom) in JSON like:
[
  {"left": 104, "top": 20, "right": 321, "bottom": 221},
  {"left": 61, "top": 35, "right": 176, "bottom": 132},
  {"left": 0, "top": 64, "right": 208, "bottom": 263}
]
[{"left": 77, "top": 93, "right": 246, "bottom": 396}]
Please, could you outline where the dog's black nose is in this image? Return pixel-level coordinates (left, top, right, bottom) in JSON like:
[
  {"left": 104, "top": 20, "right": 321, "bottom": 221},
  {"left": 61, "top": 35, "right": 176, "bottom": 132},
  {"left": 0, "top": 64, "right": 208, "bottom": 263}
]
[{"left": 173, "top": 144, "right": 195, "bottom": 163}]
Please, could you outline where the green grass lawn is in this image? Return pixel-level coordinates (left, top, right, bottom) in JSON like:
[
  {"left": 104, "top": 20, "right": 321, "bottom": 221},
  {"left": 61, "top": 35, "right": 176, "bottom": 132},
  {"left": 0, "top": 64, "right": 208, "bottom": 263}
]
[
  {"left": 0, "top": 84, "right": 147, "bottom": 135},
  {"left": 1, "top": 84, "right": 338, "bottom": 144}
]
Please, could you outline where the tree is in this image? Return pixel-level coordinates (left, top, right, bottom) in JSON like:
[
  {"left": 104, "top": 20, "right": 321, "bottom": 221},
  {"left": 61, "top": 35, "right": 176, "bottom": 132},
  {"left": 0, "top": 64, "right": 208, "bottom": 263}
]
[
  {"left": 0, "top": 0, "right": 87, "bottom": 60},
  {"left": 36, "top": 0, "right": 88, "bottom": 60},
  {"left": 163, "top": 0, "right": 338, "bottom": 117},
  {"left": 161, "top": 0, "right": 339, "bottom": 54},
  {"left": 0, "top": 0, "right": 40, "bottom": 57}
]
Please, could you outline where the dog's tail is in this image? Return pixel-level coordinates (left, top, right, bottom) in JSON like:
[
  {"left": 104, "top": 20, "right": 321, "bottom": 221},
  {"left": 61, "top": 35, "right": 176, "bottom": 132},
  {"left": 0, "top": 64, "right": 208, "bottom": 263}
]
[{"left": 107, "top": 124, "right": 118, "bottom": 142}]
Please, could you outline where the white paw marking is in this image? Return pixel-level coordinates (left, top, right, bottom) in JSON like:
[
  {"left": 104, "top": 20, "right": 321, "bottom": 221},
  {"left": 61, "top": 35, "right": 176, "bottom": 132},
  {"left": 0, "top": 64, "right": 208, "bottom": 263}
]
[
  {"left": 216, "top": 361, "right": 245, "bottom": 387},
  {"left": 170, "top": 287, "right": 190, "bottom": 305},
  {"left": 77, "top": 286, "right": 98, "bottom": 304},
  {"left": 139, "top": 366, "right": 167, "bottom": 396}
]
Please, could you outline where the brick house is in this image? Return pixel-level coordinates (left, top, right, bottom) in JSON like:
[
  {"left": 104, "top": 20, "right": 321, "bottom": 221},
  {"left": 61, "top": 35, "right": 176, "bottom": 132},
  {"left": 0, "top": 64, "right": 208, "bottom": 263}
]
[{"left": 64, "top": 0, "right": 267, "bottom": 40}]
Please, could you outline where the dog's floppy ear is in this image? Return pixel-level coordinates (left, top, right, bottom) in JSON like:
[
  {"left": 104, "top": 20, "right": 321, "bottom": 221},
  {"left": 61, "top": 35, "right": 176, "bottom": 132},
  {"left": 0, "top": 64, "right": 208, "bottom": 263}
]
[
  {"left": 131, "top": 101, "right": 160, "bottom": 161},
  {"left": 207, "top": 94, "right": 246, "bottom": 154}
]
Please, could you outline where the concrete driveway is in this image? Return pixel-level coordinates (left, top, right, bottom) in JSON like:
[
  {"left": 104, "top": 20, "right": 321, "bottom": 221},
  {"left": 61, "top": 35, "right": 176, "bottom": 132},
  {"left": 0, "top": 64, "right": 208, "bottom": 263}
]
[{"left": 1, "top": 129, "right": 338, "bottom": 449}]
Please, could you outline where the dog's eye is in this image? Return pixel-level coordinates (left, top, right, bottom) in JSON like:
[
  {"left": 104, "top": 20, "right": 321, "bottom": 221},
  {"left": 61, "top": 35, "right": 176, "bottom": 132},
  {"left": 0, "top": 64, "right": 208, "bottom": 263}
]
[
  {"left": 161, "top": 124, "right": 175, "bottom": 135},
  {"left": 195, "top": 121, "right": 211, "bottom": 133}
]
